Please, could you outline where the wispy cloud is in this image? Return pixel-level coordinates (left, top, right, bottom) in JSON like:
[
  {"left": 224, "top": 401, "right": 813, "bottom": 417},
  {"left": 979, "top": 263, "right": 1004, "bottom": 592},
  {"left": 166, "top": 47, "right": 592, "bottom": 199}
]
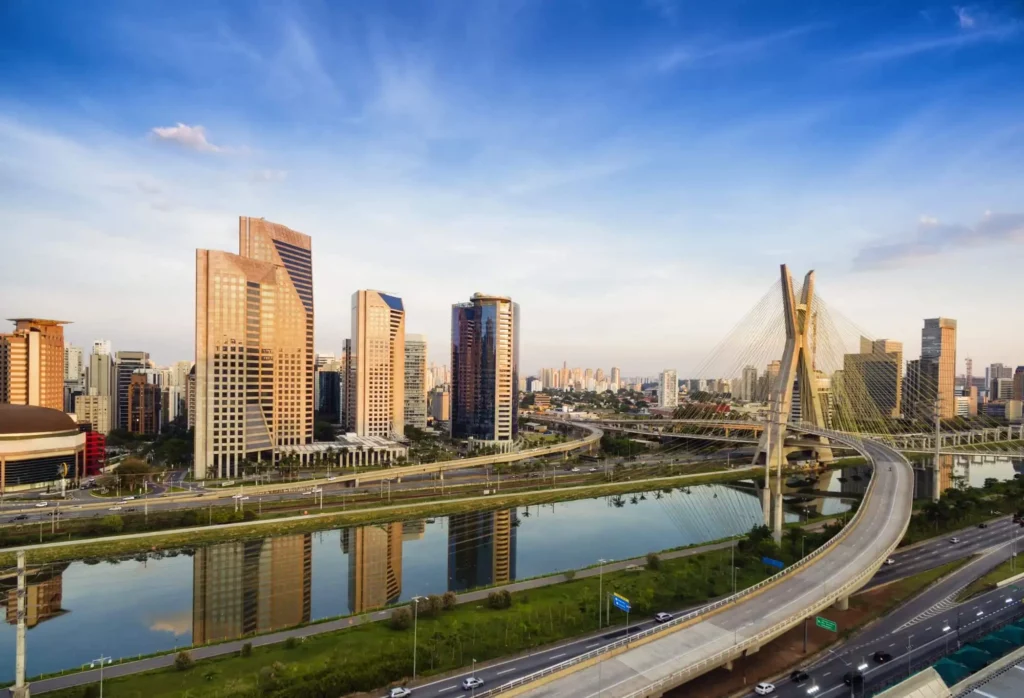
[
  {"left": 853, "top": 212, "right": 1024, "bottom": 269},
  {"left": 646, "top": 0, "right": 680, "bottom": 25},
  {"left": 250, "top": 169, "right": 288, "bottom": 183},
  {"left": 954, "top": 6, "right": 977, "bottom": 29},
  {"left": 656, "top": 24, "right": 825, "bottom": 72},
  {"left": 851, "top": 21, "right": 1020, "bottom": 62},
  {"left": 150, "top": 123, "right": 223, "bottom": 153}
]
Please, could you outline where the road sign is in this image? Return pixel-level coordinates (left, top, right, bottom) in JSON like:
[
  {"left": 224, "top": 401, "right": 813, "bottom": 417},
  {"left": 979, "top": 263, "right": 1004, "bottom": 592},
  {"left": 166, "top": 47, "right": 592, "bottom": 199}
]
[
  {"left": 612, "top": 593, "right": 631, "bottom": 613},
  {"left": 761, "top": 557, "right": 785, "bottom": 569},
  {"left": 815, "top": 616, "right": 837, "bottom": 632}
]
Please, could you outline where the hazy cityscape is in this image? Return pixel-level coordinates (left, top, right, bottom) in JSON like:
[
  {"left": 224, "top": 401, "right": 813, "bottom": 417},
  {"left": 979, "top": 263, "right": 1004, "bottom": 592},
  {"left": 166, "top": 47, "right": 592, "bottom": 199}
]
[{"left": 2, "top": 2, "right": 1024, "bottom": 698}]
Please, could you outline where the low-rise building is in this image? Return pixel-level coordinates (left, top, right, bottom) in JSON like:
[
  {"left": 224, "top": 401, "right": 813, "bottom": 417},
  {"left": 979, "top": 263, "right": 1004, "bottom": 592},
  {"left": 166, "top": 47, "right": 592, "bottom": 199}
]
[
  {"left": 280, "top": 433, "right": 409, "bottom": 468},
  {"left": 0, "top": 404, "right": 85, "bottom": 492}
]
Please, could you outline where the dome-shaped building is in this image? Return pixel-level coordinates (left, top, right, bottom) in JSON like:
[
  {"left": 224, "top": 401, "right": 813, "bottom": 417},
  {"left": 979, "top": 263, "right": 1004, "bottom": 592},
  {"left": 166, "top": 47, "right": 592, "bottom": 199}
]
[{"left": 0, "top": 404, "right": 85, "bottom": 492}]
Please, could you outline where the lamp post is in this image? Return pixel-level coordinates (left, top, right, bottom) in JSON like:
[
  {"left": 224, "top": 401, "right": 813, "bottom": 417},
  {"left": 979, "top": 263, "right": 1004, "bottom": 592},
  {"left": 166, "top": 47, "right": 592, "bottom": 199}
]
[
  {"left": 89, "top": 655, "right": 113, "bottom": 698},
  {"left": 598, "top": 559, "right": 609, "bottom": 627},
  {"left": 412, "top": 596, "right": 425, "bottom": 680}
]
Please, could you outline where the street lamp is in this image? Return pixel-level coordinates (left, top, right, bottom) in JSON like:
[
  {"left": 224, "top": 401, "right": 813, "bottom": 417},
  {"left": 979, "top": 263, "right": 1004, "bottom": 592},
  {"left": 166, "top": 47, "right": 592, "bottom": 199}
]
[
  {"left": 89, "top": 655, "right": 113, "bottom": 698},
  {"left": 412, "top": 596, "right": 425, "bottom": 680},
  {"left": 598, "top": 559, "right": 609, "bottom": 627}
]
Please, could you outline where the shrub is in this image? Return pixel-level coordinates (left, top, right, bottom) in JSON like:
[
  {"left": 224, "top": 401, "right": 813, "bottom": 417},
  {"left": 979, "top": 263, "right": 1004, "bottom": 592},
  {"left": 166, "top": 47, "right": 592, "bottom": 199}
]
[
  {"left": 284, "top": 636, "right": 301, "bottom": 649},
  {"left": 240, "top": 642, "right": 253, "bottom": 657},
  {"left": 242, "top": 509, "right": 258, "bottom": 521},
  {"left": 442, "top": 591, "right": 458, "bottom": 611},
  {"left": 564, "top": 570, "right": 576, "bottom": 581},
  {"left": 82, "top": 686, "right": 100, "bottom": 698},
  {"left": 646, "top": 553, "right": 662, "bottom": 571},
  {"left": 390, "top": 606, "right": 412, "bottom": 630},
  {"left": 174, "top": 651, "right": 194, "bottom": 671},
  {"left": 425, "top": 594, "right": 444, "bottom": 617},
  {"left": 487, "top": 589, "right": 513, "bottom": 610}
]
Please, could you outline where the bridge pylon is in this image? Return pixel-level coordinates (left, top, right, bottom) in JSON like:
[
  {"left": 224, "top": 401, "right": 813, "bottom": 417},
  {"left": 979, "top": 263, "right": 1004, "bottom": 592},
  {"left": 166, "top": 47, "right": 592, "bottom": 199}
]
[{"left": 755, "top": 265, "right": 834, "bottom": 541}]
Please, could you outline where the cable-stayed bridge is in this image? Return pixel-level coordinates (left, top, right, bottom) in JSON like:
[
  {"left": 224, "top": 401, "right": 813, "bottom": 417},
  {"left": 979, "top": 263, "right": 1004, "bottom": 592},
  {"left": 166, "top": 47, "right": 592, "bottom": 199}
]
[{"left": 482, "top": 263, "right": 1016, "bottom": 698}]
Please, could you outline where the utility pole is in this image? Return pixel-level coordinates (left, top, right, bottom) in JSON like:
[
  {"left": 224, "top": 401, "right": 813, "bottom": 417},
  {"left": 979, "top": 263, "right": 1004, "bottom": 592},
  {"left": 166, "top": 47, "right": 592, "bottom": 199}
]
[
  {"left": 411, "top": 596, "right": 424, "bottom": 679},
  {"left": 598, "top": 559, "right": 608, "bottom": 627},
  {"left": 933, "top": 401, "right": 942, "bottom": 503},
  {"left": 13, "top": 550, "right": 28, "bottom": 698}
]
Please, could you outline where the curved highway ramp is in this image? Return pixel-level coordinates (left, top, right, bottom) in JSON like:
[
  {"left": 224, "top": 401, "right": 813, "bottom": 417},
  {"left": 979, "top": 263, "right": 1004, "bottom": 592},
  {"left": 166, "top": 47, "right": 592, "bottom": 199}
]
[{"left": 489, "top": 427, "right": 914, "bottom": 698}]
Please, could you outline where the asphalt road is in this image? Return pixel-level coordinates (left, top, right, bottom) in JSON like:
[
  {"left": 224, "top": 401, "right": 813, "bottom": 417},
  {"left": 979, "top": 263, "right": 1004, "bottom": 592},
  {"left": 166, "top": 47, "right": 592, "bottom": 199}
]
[
  {"left": 753, "top": 519, "right": 1024, "bottom": 698},
  {"left": 511, "top": 436, "right": 913, "bottom": 698}
]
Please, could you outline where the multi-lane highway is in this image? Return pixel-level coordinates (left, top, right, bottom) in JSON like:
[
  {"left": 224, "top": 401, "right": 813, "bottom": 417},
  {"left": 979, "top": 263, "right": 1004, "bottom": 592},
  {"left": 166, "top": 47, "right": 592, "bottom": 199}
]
[{"left": 749, "top": 518, "right": 1024, "bottom": 697}]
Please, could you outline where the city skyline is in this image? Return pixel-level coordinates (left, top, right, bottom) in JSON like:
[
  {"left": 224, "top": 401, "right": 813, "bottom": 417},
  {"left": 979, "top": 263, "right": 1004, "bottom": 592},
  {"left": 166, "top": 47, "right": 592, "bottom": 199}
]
[{"left": 2, "top": 2, "right": 1023, "bottom": 373}]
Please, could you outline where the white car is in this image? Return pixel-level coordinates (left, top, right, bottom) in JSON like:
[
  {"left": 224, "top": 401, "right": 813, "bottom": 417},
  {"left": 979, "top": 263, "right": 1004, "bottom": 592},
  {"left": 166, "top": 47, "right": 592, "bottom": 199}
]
[
  {"left": 108, "top": 505, "right": 123, "bottom": 511},
  {"left": 35, "top": 502, "right": 49, "bottom": 508},
  {"left": 122, "top": 496, "right": 135, "bottom": 501},
  {"left": 654, "top": 612, "right": 673, "bottom": 622},
  {"left": 950, "top": 537, "right": 960, "bottom": 544},
  {"left": 462, "top": 677, "right": 484, "bottom": 690},
  {"left": 885, "top": 558, "right": 895, "bottom": 565},
  {"left": 387, "top": 688, "right": 412, "bottom": 698},
  {"left": 570, "top": 467, "right": 580, "bottom": 473},
  {"left": 232, "top": 494, "right": 246, "bottom": 499},
  {"left": 754, "top": 682, "right": 775, "bottom": 695}
]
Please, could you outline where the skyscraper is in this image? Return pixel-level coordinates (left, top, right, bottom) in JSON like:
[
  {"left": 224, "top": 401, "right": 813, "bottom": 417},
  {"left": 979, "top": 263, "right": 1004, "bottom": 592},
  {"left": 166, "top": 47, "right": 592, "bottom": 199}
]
[
  {"left": 450, "top": 293, "right": 520, "bottom": 450},
  {"left": 741, "top": 365, "right": 758, "bottom": 402},
  {"left": 114, "top": 351, "right": 149, "bottom": 430},
  {"left": 63, "top": 346, "right": 83, "bottom": 383},
  {"left": 0, "top": 319, "right": 68, "bottom": 411},
  {"left": 348, "top": 290, "right": 405, "bottom": 439},
  {"left": 127, "top": 373, "right": 161, "bottom": 435},
  {"left": 195, "top": 217, "right": 315, "bottom": 479},
  {"left": 842, "top": 338, "right": 903, "bottom": 418},
  {"left": 658, "top": 370, "right": 678, "bottom": 408},
  {"left": 921, "top": 318, "right": 957, "bottom": 419},
  {"left": 611, "top": 367, "right": 621, "bottom": 391},
  {"left": 404, "top": 334, "right": 427, "bottom": 430},
  {"left": 1014, "top": 367, "right": 1024, "bottom": 402}
]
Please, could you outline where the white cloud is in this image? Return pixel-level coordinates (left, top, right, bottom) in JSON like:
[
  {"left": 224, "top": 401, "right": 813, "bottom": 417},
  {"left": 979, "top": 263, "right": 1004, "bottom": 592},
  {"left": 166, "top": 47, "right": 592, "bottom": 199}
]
[
  {"left": 851, "top": 24, "right": 1018, "bottom": 62},
  {"left": 954, "top": 6, "right": 976, "bottom": 29},
  {"left": 656, "top": 24, "right": 825, "bottom": 73},
  {"left": 150, "top": 123, "right": 223, "bottom": 153},
  {"left": 250, "top": 169, "right": 288, "bottom": 183}
]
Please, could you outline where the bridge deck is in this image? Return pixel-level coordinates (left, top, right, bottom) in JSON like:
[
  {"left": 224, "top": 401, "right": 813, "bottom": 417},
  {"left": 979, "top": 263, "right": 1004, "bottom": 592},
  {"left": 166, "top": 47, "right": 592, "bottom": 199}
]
[{"left": 511, "top": 437, "right": 912, "bottom": 698}]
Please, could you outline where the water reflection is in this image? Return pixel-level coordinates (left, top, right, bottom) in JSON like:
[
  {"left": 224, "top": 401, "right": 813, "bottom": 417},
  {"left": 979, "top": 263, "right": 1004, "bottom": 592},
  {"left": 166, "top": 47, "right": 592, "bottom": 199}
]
[
  {"left": 193, "top": 534, "right": 312, "bottom": 644},
  {"left": 823, "top": 455, "right": 1024, "bottom": 499},
  {"left": 0, "top": 483, "right": 850, "bottom": 680}
]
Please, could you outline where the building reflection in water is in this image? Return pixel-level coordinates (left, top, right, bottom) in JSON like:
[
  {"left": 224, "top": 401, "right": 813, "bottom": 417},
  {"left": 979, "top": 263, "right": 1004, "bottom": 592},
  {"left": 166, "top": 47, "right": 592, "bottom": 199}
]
[
  {"left": 448, "top": 509, "right": 517, "bottom": 592},
  {"left": 192, "top": 534, "right": 312, "bottom": 644},
  {"left": 342, "top": 524, "right": 403, "bottom": 613},
  {"left": 0, "top": 563, "right": 70, "bottom": 628}
]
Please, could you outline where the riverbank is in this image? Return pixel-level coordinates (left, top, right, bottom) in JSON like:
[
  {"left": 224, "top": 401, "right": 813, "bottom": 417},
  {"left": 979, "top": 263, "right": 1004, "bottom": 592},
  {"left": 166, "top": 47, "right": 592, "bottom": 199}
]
[
  {"left": 35, "top": 523, "right": 843, "bottom": 697},
  {"left": 0, "top": 466, "right": 764, "bottom": 567}
]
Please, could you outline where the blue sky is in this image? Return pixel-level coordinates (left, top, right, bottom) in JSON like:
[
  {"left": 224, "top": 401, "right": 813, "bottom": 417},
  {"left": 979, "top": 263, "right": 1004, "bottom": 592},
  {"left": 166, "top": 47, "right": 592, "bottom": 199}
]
[{"left": 1, "top": 0, "right": 1022, "bottom": 375}]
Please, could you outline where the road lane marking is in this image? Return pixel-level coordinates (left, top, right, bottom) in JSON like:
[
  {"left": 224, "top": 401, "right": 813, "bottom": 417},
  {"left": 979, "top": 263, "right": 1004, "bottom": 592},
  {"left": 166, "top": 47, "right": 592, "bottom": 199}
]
[
  {"left": 497, "top": 668, "right": 517, "bottom": 675},
  {"left": 586, "top": 643, "right": 600, "bottom": 648},
  {"left": 437, "top": 687, "right": 456, "bottom": 693},
  {"left": 550, "top": 653, "right": 566, "bottom": 659},
  {"left": 822, "top": 671, "right": 831, "bottom": 677},
  {"left": 889, "top": 643, "right": 896, "bottom": 647}
]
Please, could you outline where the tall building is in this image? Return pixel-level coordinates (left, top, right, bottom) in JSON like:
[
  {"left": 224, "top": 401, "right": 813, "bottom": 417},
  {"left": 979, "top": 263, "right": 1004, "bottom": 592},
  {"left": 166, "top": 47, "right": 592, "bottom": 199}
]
[
  {"left": 921, "top": 318, "right": 957, "bottom": 419},
  {"left": 127, "top": 373, "right": 161, "bottom": 435},
  {"left": 74, "top": 392, "right": 111, "bottom": 435},
  {"left": 195, "top": 217, "right": 315, "bottom": 480},
  {"left": 404, "top": 334, "right": 428, "bottom": 430},
  {"left": 315, "top": 361, "right": 342, "bottom": 420},
  {"left": 992, "top": 377, "right": 1014, "bottom": 400},
  {"left": 343, "top": 524, "right": 403, "bottom": 613},
  {"left": 448, "top": 510, "right": 517, "bottom": 592},
  {"left": 429, "top": 387, "right": 450, "bottom": 423},
  {"left": 842, "top": 338, "right": 903, "bottom": 418},
  {"left": 611, "top": 367, "right": 621, "bottom": 391},
  {"left": 63, "top": 346, "right": 83, "bottom": 382},
  {"left": 114, "top": 351, "right": 149, "bottom": 430},
  {"left": 0, "top": 319, "right": 68, "bottom": 411},
  {"left": 450, "top": 293, "right": 520, "bottom": 449},
  {"left": 741, "top": 365, "right": 758, "bottom": 402},
  {"left": 658, "top": 370, "right": 678, "bottom": 408},
  {"left": 986, "top": 363, "right": 1013, "bottom": 388},
  {"left": 347, "top": 290, "right": 405, "bottom": 439},
  {"left": 86, "top": 344, "right": 113, "bottom": 399},
  {"left": 193, "top": 534, "right": 312, "bottom": 644},
  {"left": 1014, "top": 367, "right": 1024, "bottom": 402},
  {"left": 186, "top": 365, "right": 197, "bottom": 430}
]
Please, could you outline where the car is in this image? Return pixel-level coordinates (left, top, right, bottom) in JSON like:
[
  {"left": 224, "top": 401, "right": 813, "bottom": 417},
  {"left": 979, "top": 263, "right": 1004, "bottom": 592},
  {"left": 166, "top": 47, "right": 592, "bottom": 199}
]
[
  {"left": 843, "top": 671, "right": 864, "bottom": 687},
  {"left": 790, "top": 670, "right": 810, "bottom": 684},
  {"left": 950, "top": 537, "right": 960, "bottom": 543},
  {"left": 108, "top": 505, "right": 123, "bottom": 511},
  {"left": 873, "top": 651, "right": 893, "bottom": 663},
  {"left": 13, "top": 514, "right": 28, "bottom": 521},
  {"left": 301, "top": 490, "right": 313, "bottom": 496},
  {"left": 232, "top": 493, "right": 246, "bottom": 499},
  {"left": 885, "top": 558, "right": 896, "bottom": 565},
  {"left": 122, "top": 496, "right": 135, "bottom": 501},
  {"left": 125, "top": 507, "right": 137, "bottom": 512},
  {"left": 35, "top": 502, "right": 49, "bottom": 508},
  {"left": 461, "top": 677, "right": 484, "bottom": 690},
  {"left": 754, "top": 682, "right": 775, "bottom": 695},
  {"left": 387, "top": 688, "right": 412, "bottom": 698},
  {"left": 979, "top": 522, "right": 989, "bottom": 529},
  {"left": 589, "top": 467, "right": 599, "bottom": 472},
  {"left": 654, "top": 612, "right": 673, "bottom": 623},
  {"left": 570, "top": 467, "right": 581, "bottom": 473}
]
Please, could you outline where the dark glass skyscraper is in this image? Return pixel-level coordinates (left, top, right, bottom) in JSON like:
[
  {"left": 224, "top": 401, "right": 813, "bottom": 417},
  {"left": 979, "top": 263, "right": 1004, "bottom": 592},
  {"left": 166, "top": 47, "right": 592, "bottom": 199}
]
[{"left": 450, "top": 294, "right": 519, "bottom": 448}]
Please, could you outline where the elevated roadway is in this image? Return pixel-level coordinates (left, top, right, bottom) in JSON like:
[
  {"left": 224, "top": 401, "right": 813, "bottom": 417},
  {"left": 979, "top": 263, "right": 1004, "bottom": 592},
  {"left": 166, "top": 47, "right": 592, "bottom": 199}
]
[{"left": 488, "top": 425, "right": 914, "bottom": 698}]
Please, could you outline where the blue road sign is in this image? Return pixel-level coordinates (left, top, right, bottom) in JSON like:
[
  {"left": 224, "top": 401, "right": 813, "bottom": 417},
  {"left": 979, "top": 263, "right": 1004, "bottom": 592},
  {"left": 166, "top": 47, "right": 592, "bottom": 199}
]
[
  {"left": 761, "top": 557, "right": 785, "bottom": 569},
  {"left": 612, "top": 593, "right": 631, "bottom": 613}
]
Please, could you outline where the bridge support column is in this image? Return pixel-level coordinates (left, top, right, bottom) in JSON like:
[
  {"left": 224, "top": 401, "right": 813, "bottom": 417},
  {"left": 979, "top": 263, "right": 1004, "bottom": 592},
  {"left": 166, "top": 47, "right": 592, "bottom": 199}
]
[
  {"left": 723, "top": 660, "right": 734, "bottom": 671},
  {"left": 761, "top": 488, "right": 771, "bottom": 527},
  {"left": 352, "top": 477, "right": 359, "bottom": 488},
  {"left": 772, "top": 490, "right": 784, "bottom": 544},
  {"left": 834, "top": 595, "right": 849, "bottom": 611}
]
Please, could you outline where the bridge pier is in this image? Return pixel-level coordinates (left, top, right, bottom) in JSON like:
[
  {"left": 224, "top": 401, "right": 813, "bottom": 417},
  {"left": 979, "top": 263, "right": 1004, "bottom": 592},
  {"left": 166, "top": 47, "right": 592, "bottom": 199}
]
[
  {"left": 772, "top": 491, "right": 784, "bottom": 544},
  {"left": 834, "top": 595, "right": 849, "bottom": 611}
]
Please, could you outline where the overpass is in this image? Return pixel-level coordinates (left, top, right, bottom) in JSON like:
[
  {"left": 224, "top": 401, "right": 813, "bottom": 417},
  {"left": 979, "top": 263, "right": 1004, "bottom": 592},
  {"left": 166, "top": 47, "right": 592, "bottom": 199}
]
[{"left": 483, "top": 424, "right": 914, "bottom": 698}]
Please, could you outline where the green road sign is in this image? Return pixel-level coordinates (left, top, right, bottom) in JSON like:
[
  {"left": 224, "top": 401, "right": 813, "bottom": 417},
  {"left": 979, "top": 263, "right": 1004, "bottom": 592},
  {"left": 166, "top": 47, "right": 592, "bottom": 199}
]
[{"left": 815, "top": 616, "right": 837, "bottom": 633}]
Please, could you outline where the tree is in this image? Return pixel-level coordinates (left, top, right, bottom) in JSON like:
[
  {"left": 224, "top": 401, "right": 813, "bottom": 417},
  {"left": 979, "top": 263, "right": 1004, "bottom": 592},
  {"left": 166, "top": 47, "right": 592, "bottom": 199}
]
[
  {"left": 174, "top": 651, "right": 194, "bottom": 671},
  {"left": 390, "top": 607, "right": 412, "bottom": 630},
  {"left": 114, "top": 458, "right": 152, "bottom": 491},
  {"left": 442, "top": 591, "right": 458, "bottom": 611},
  {"left": 646, "top": 553, "right": 662, "bottom": 571}
]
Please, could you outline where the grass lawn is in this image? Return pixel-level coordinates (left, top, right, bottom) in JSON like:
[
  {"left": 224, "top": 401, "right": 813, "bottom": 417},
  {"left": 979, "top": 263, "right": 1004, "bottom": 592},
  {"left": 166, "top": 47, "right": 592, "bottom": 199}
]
[
  {"left": 42, "top": 542, "right": 814, "bottom": 698},
  {"left": 956, "top": 558, "right": 1024, "bottom": 601}
]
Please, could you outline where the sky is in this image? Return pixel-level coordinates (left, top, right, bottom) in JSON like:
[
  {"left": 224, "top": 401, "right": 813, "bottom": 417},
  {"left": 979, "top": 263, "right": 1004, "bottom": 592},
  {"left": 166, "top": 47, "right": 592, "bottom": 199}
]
[{"left": 1, "top": 0, "right": 1023, "bottom": 376}]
